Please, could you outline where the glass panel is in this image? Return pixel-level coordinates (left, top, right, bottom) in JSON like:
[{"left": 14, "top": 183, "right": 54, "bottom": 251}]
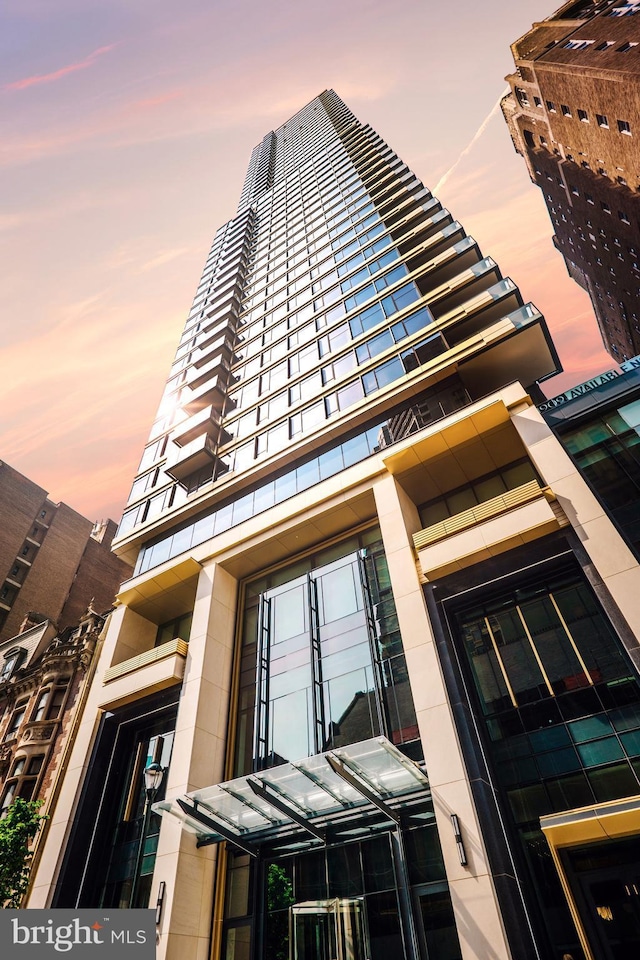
[
  {"left": 576, "top": 737, "right": 625, "bottom": 767},
  {"left": 405, "top": 825, "right": 446, "bottom": 883},
  {"left": 546, "top": 773, "right": 594, "bottom": 812},
  {"left": 316, "top": 563, "right": 361, "bottom": 623},
  {"left": 335, "top": 739, "right": 428, "bottom": 797},
  {"left": 384, "top": 655, "right": 420, "bottom": 745},
  {"left": 611, "top": 703, "right": 640, "bottom": 732},
  {"left": 362, "top": 835, "right": 395, "bottom": 893},
  {"left": 568, "top": 715, "right": 614, "bottom": 743},
  {"left": 225, "top": 924, "right": 251, "bottom": 960},
  {"left": 535, "top": 748, "right": 581, "bottom": 778},
  {"left": 272, "top": 582, "right": 307, "bottom": 642},
  {"left": 327, "top": 845, "right": 363, "bottom": 898},
  {"left": 226, "top": 855, "right": 251, "bottom": 918},
  {"left": 488, "top": 608, "right": 548, "bottom": 704},
  {"left": 621, "top": 730, "right": 640, "bottom": 756},
  {"left": 474, "top": 475, "right": 507, "bottom": 501},
  {"left": 265, "top": 910, "right": 289, "bottom": 960},
  {"left": 460, "top": 617, "right": 511, "bottom": 715},
  {"left": 587, "top": 763, "right": 640, "bottom": 802},
  {"left": 271, "top": 688, "right": 312, "bottom": 763},
  {"left": 518, "top": 596, "right": 586, "bottom": 694},
  {"left": 366, "top": 891, "right": 402, "bottom": 960},
  {"left": 295, "top": 851, "right": 328, "bottom": 901},
  {"left": 418, "top": 886, "right": 462, "bottom": 960},
  {"left": 553, "top": 583, "right": 630, "bottom": 684}
]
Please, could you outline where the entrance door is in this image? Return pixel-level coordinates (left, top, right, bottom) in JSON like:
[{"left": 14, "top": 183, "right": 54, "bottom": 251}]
[
  {"left": 566, "top": 838, "right": 640, "bottom": 960},
  {"left": 290, "top": 899, "right": 369, "bottom": 960}
]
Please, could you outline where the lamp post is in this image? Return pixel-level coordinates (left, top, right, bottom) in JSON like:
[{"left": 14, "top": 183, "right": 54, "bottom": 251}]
[{"left": 130, "top": 761, "right": 165, "bottom": 908}]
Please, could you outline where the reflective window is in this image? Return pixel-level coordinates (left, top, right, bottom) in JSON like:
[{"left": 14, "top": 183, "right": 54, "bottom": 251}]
[
  {"left": 452, "top": 564, "right": 640, "bottom": 958},
  {"left": 560, "top": 400, "right": 640, "bottom": 560},
  {"left": 235, "top": 530, "right": 419, "bottom": 775},
  {"left": 135, "top": 379, "right": 472, "bottom": 575}
]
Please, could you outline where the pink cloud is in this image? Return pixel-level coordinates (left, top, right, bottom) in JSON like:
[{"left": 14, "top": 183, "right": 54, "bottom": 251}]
[{"left": 4, "top": 44, "right": 117, "bottom": 93}]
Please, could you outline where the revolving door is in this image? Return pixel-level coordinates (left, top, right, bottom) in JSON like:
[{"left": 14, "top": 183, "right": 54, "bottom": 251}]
[{"left": 290, "top": 898, "right": 370, "bottom": 960}]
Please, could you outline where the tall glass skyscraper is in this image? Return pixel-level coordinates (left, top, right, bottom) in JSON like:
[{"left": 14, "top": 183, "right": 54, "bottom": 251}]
[{"left": 27, "top": 91, "right": 640, "bottom": 960}]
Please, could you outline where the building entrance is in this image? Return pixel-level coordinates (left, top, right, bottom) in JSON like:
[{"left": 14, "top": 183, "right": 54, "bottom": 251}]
[
  {"left": 565, "top": 837, "right": 640, "bottom": 960},
  {"left": 290, "top": 899, "right": 369, "bottom": 960}
]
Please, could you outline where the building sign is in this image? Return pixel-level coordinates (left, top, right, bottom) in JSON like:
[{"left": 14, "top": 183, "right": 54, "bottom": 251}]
[{"left": 538, "top": 353, "right": 640, "bottom": 412}]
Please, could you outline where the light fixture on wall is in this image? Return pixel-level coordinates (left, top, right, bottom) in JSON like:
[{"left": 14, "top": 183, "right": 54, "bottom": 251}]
[
  {"left": 155, "top": 880, "right": 166, "bottom": 926},
  {"left": 450, "top": 814, "right": 468, "bottom": 866}
]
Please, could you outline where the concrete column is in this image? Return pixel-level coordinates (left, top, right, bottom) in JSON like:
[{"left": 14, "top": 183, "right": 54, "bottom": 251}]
[
  {"left": 153, "top": 560, "right": 238, "bottom": 960},
  {"left": 373, "top": 473, "right": 513, "bottom": 960}
]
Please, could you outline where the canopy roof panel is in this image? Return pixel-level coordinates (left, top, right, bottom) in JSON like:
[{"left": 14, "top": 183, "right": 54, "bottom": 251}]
[{"left": 154, "top": 737, "right": 431, "bottom": 854}]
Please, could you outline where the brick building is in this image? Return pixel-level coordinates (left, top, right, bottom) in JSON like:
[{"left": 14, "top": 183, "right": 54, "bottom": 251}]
[
  {"left": 502, "top": 0, "right": 640, "bottom": 360},
  {"left": 0, "top": 606, "right": 105, "bottom": 815},
  {"left": 0, "top": 460, "right": 131, "bottom": 641}
]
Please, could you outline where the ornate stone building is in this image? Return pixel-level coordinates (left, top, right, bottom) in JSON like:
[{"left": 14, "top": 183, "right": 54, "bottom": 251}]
[
  {"left": 0, "top": 607, "right": 105, "bottom": 816},
  {"left": 502, "top": 0, "right": 640, "bottom": 360}
]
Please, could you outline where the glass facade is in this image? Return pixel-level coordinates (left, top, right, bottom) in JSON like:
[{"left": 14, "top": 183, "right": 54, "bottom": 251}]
[
  {"left": 134, "top": 380, "right": 470, "bottom": 575},
  {"left": 221, "top": 529, "right": 460, "bottom": 960},
  {"left": 223, "top": 827, "right": 462, "bottom": 960},
  {"left": 234, "top": 528, "right": 419, "bottom": 776},
  {"left": 451, "top": 564, "right": 640, "bottom": 957},
  {"left": 99, "top": 726, "right": 174, "bottom": 909},
  {"left": 559, "top": 395, "right": 640, "bottom": 559},
  {"left": 115, "top": 89, "right": 556, "bottom": 566}
]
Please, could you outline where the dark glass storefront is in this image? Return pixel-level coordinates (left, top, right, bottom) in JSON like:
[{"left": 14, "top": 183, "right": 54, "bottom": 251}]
[
  {"left": 563, "top": 836, "right": 640, "bottom": 960},
  {"left": 52, "top": 689, "right": 178, "bottom": 909},
  {"left": 559, "top": 397, "right": 640, "bottom": 561},
  {"left": 223, "top": 826, "right": 461, "bottom": 960},
  {"left": 440, "top": 553, "right": 640, "bottom": 960}
]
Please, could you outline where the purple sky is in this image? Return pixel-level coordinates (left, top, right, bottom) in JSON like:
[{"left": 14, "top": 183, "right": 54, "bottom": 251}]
[{"left": 0, "top": 0, "right": 612, "bottom": 523}]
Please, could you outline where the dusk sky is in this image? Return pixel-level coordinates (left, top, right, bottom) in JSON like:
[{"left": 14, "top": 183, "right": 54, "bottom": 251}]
[{"left": 1, "top": 0, "right": 613, "bottom": 524}]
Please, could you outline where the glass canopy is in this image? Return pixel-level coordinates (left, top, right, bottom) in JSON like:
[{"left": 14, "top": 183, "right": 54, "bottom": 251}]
[{"left": 153, "top": 737, "right": 431, "bottom": 854}]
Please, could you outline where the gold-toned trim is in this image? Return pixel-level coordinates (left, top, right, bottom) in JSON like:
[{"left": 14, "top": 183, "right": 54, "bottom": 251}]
[
  {"left": 483, "top": 616, "right": 518, "bottom": 708},
  {"left": 540, "top": 797, "right": 640, "bottom": 960},
  {"left": 514, "top": 604, "right": 555, "bottom": 697},
  {"left": 548, "top": 592, "right": 594, "bottom": 686},
  {"left": 413, "top": 480, "right": 547, "bottom": 550},
  {"left": 103, "top": 638, "right": 189, "bottom": 684},
  {"left": 123, "top": 741, "right": 145, "bottom": 823}
]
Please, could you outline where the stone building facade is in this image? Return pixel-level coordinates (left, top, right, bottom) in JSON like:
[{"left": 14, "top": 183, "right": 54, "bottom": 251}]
[{"left": 502, "top": 0, "right": 640, "bottom": 360}]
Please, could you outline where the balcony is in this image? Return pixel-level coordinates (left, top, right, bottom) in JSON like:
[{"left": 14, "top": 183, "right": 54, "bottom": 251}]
[
  {"left": 183, "top": 372, "right": 229, "bottom": 414},
  {"left": 413, "top": 480, "right": 568, "bottom": 579},
  {"left": 407, "top": 235, "right": 478, "bottom": 283},
  {"left": 186, "top": 355, "right": 231, "bottom": 390},
  {"left": 193, "top": 334, "right": 235, "bottom": 368},
  {"left": 165, "top": 433, "right": 224, "bottom": 482},
  {"left": 421, "top": 257, "right": 501, "bottom": 315},
  {"left": 170, "top": 404, "right": 232, "bottom": 448},
  {"left": 99, "top": 638, "right": 189, "bottom": 710}
]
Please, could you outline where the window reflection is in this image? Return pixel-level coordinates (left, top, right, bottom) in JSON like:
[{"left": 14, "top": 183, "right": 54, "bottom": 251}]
[{"left": 235, "top": 530, "right": 420, "bottom": 774}]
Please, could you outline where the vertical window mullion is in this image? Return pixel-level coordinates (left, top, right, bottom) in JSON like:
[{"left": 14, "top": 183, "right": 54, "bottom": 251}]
[
  {"left": 253, "top": 596, "right": 271, "bottom": 771},
  {"left": 548, "top": 592, "right": 595, "bottom": 686},
  {"left": 307, "top": 574, "right": 326, "bottom": 755},
  {"left": 357, "top": 550, "right": 388, "bottom": 737},
  {"left": 483, "top": 616, "right": 519, "bottom": 708},
  {"left": 514, "top": 604, "right": 555, "bottom": 697}
]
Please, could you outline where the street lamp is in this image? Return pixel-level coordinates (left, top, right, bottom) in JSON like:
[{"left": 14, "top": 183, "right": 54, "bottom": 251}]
[{"left": 130, "top": 761, "right": 165, "bottom": 907}]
